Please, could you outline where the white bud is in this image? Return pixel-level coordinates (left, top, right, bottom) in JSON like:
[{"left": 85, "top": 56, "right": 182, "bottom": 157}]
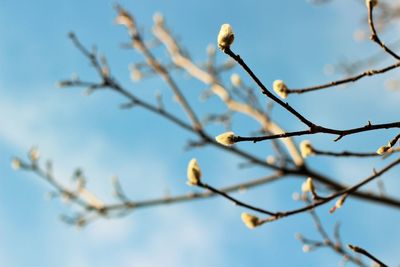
[
  {"left": 301, "top": 177, "right": 315, "bottom": 193},
  {"left": 241, "top": 212, "right": 260, "bottom": 229},
  {"left": 300, "top": 140, "right": 314, "bottom": 158},
  {"left": 130, "top": 66, "right": 142, "bottom": 82},
  {"left": 230, "top": 73, "right": 242, "bottom": 87},
  {"left": 29, "top": 147, "right": 40, "bottom": 161},
  {"left": 266, "top": 155, "right": 276, "bottom": 165},
  {"left": 335, "top": 195, "right": 347, "bottom": 209},
  {"left": 11, "top": 158, "right": 22, "bottom": 170},
  {"left": 302, "top": 244, "right": 311, "bottom": 253},
  {"left": 187, "top": 158, "right": 202, "bottom": 186},
  {"left": 215, "top": 131, "right": 237, "bottom": 146},
  {"left": 115, "top": 11, "right": 133, "bottom": 27},
  {"left": 273, "top": 80, "right": 288, "bottom": 99},
  {"left": 153, "top": 12, "right": 164, "bottom": 26},
  {"left": 217, "top": 24, "right": 234, "bottom": 51}
]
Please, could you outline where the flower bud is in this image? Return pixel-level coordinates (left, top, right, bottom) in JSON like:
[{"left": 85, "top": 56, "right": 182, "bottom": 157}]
[
  {"left": 300, "top": 140, "right": 314, "bottom": 158},
  {"left": 301, "top": 177, "right": 315, "bottom": 193},
  {"left": 241, "top": 212, "right": 260, "bottom": 229},
  {"left": 11, "top": 158, "right": 22, "bottom": 170},
  {"left": 273, "top": 80, "right": 288, "bottom": 99},
  {"left": 115, "top": 10, "right": 134, "bottom": 28},
  {"left": 335, "top": 194, "right": 347, "bottom": 209},
  {"left": 130, "top": 66, "right": 143, "bottom": 82},
  {"left": 29, "top": 147, "right": 40, "bottom": 161},
  {"left": 217, "top": 24, "right": 234, "bottom": 51},
  {"left": 302, "top": 245, "right": 311, "bottom": 253},
  {"left": 187, "top": 158, "right": 202, "bottom": 186},
  {"left": 153, "top": 12, "right": 164, "bottom": 26},
  {"left": 376, "top": 145, "right": 390, "bottom": 155},
  {"left": 215, "top": 131, "right": 237, "bottom": 146},
  {"left": 230, "top": 73, "right": 242, "bottom": 87}
]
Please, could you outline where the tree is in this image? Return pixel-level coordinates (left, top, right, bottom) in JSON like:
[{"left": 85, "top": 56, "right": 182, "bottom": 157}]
[{"left": 7, "top": 0, "right": 400, "bottom": 266}]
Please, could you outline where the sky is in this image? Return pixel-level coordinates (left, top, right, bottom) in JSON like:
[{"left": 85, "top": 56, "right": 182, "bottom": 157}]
[{"left": 1, "top": 0, "right": 400, "bottom": 266}]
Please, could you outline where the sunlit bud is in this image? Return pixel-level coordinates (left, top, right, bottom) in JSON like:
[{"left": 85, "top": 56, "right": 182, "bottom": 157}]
[
  {"left": 153, "top": 12, "right": 164, "bottom": 26},
  {"left": 187, "top": 158, "right": 202, "bottom": 186},
  {"left": 266, "top": 155, "right": 276, "bottom": 165},
  {"left": 365, "top": 0, "right": 378, "bottom": 8},
  {"left": 335, "top": 194, "right": 347, "bottom": 209},
  {"left": 241, "top": 212, "right": 260, "bottom": 229},
  {"left": 130, "top": 66, "right": 142, "bottom": 82},
  {"left": 376, "top": 145, "right": 390, "bottom": 155},
  {"left": 217, "top": 24, "right": 234, "bottom": 51},
  {"left": 301, "top": 177, "right": 315, "bottom": 193},
  {"left": 29, "top": 147, "right": 40, "bottom": 161},
  {"left": 11, "top": 158, "right": 22, "bottom": 170},
  {"left": 101, "top": 66, "right": 110, "bottom": 78},
  {"left": 230, "top": 73, "right": 242, "bottom": 87},
  {"left": 300, "top": 140, "right": 314, "bottom": 158},
  {"left": 115, "top": 10, "right": 134, "bottom": 27},
  {"left": 215, "top": 131, "right": 237, "bottom": 146},
  {"left": 302, "top": 244, "right": 311, "bottom": 253},
  {"left": 273, "top": 80, "right": 289, "bottom": 99}
]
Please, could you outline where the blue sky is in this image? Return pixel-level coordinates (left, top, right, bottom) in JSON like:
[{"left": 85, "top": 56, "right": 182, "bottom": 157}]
[{"left": 1, "top": 0, "right": 400, "bottom": 266}]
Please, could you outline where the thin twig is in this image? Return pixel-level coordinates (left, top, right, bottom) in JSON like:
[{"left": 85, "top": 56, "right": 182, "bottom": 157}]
[{"left": 348, "top": 244, "right": 388, "bottom": 267}]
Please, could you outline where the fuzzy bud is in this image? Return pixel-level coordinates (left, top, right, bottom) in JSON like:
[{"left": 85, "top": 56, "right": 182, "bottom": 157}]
[
  {"left": 335, "top": 194, "right": 347, "bottom": 209},
  {"left": 215, "top": 131, "right": 237, "bottom": 146},
  {"left": 241, "top": 212, "right": 260, "bottom": 229},
  {"left": 187, "top": 158, "right": 202, "bottom": 186},
  {"left": 230, "top": 73, "right": 242, "bottom": 87},
  {"left": 11, "top": 158, "right": 22, "bottom": 170},
  {"left": 217, "top": 24, "right": 234, "bottom": 51},
  {"left": 302, "top": 245, "right": 311, "bottom": 253},
  {"left": 115, "top": 10, "right": 134, "bottom": 27},
  {"left": 300, "top": 140, "right": 314, "bottom": 158},
  {"left": 273, "top": 80, "right": 289, "bottom": 99},
  {"left": 301, "top": 177, "right": 315, "bottom": 193},
  {"left": 130, "top": 66, "right": 143, "bottom": 82},
  {"left": 153, "top": 12, "right": 164, "bottom": 26},
  {"left": 29, "top": 147, "right": 40, "bottom": 161},
  {"left": 376, "top": 145, "right": 390, "bottom": 155}
]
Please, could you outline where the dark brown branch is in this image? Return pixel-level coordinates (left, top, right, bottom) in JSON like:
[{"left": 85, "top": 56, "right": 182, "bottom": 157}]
[
  {"left": 234, "top": 121, "right": 400, "bottom": 143},
  {"left": 216, "top": 157, "right": 400, "bottom": 223},
  {"left": 367, "top": 2, "right": 400, "bottom": 61},
  {"left": 223, "top": 47, "right": 400, "bottom": 142},
  {"left": 288, "top": 61, "right": 400, "bottom": 94},
  {"left": 348, "top": 244, "right": 388, "bottom": 267},
  {"left": 312, "top": 148, "right": 378, "bottom": 158},
  {"left": 197, "top": 182, "right": 276, "bottom": 216},
  {"left": 224, "top": 47, "right": 316, "bottom": 128}
]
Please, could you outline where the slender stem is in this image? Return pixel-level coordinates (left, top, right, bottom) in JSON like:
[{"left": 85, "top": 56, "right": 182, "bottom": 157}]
[
  {"left": 234, "top": 121, "right": 400, "bottom": 143},
  {"left": 367, "top": 3, "right": 400, "bottom": 61},
  {"left": 288, "top": 62, "right": 400, "bottom": 94},
  {"left": 224, "top": 47, "right": 316, "bottom": 128},
  {"left": 348, "top": 244, "right": 388, "bottom": 267}
]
